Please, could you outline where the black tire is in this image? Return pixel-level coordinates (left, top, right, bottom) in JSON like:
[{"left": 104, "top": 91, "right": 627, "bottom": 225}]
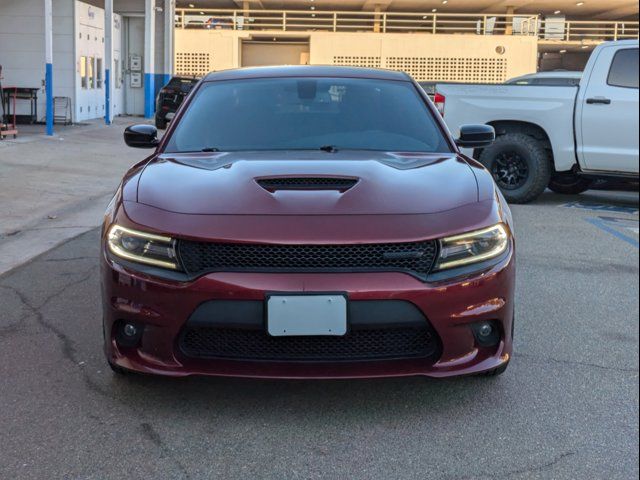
[
  {"left": 155, "top": 116, "right": 167, "bottom": 130},
  {"left": 482, "top": 361, "right": 509, "bottom": 377},
  {"left": 478, "top": 133, "right": 552, "bottom": 204},
  {"left": 548, "top": 173, "right": 593, "bottom": 195}
]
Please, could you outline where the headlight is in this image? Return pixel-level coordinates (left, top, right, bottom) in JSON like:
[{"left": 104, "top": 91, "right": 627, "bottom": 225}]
[
  {"left": 434, "top": 224, "right": 509, "bottom": 271},
  {"left": 107, "top": 225, "right": 180, "bottom": 270}
]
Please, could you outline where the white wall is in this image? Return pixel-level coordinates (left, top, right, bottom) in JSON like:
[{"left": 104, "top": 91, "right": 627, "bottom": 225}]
[
  {"left": 0, "top": 0, "right": 75, "bottom": 121},
  {"left": 74, "top": 0, "right": 105, "bottom": 122},
  {"left": 111, "top": 13, "right": 124, "bottom": 116}
]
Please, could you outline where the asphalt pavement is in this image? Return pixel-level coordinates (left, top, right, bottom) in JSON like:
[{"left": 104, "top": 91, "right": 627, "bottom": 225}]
[{"left": 0, "top": 190, "right": 638, "bottom": 480}]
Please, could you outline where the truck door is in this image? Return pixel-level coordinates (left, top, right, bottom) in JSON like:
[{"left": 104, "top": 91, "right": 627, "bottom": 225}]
[{"left": 578, "top": 46, "right": 639, "bottom": 173}]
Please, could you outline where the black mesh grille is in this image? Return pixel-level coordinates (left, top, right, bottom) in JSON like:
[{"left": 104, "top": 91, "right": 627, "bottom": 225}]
[
  {"left": 179, "top": 326, "right": 440, "bottom": 361},
  {"left": 177, "top": 241, "right": 438, "bottom": 278},
  {"left": 257, "top": 177, "right": 358, "bottom": 191}
]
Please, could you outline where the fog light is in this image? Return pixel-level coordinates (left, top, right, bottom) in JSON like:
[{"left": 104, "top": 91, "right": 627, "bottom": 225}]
[
  {"left": 472, "top": 321, "right": 501, "bottom": 347},
  {"left": 115, "top": 321, "right": 144, "bottom": 348},
  {"left": 478, "top": 323, "right": 493, "bottom": 338},
  {"left": 123, "top": 323, "right": 138, "bottom": 337}
]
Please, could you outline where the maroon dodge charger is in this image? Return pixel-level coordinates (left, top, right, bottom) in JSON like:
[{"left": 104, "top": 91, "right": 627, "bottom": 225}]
[{"left": 102, "top": 66, "right": 515, "bottom": 379}]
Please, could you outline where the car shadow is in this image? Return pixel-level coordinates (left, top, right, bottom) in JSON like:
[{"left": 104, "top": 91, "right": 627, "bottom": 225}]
[{"left": 102, "top": 368, "right": 513, "bottom": 422}]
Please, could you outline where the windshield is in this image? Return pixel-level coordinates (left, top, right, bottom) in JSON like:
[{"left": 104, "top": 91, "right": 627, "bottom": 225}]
[{"left": 164, "top": 77, "right": 451, "bottom": 153}]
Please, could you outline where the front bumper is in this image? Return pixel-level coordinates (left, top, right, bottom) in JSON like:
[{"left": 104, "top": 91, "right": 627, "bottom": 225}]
[{"left": 102, "top": 245, "right": 515, "bottom": 379}]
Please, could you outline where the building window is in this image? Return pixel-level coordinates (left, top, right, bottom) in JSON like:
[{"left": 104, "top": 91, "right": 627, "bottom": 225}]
[
  {"left": 96, "top": 58, "right": 103, "bottom": 89},
  {"left": 88, "top": 57, "right": 95, "bottom": 89},
  {"left": 80, "top": 56, "right": 88, "bottom": 89}
]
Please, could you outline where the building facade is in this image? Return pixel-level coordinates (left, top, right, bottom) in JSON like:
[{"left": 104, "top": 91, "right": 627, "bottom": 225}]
[{"left": 0, "top": 0, "right": 638, "bottom": 132}]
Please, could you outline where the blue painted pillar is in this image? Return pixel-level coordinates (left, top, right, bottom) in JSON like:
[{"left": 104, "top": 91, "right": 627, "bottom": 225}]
[
  {"left": 144, "top": 0, "right": 156, "bottom": 119},
  {"left": 144, "top": 73, "right": 155, "bottom": 118},
  {"left": 105, "top": 69, "right": 111, "bottom": 124},
  {"left": 105, "top": 0, "right": 113, "bottom": 125},
  {"left": 44, "top": 0, "right": 54, "bottom": 135}
]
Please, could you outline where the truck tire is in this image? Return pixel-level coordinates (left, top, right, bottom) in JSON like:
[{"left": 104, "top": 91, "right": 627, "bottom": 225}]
[
  {"left": 155, "top": 116, "right": 167, "bottom": 130},
  {"left": 548, "top": 173, "right": 593, "bottom": 195},
  {"left": 478, "top": 133, "right": 552, "bottom": 204}
]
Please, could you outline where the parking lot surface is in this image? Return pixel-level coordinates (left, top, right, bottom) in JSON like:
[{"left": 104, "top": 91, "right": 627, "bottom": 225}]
[{"left": 0, "top": 190, "right": 638, "bottom": 480}]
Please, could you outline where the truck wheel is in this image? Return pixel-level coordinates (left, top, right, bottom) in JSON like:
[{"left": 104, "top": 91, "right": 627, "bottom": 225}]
[
  {"left": 548, "top": 173, "right": 593, "bottom": 195},
  {"left": 155, "top": 117, "right": 167, "bottom": 130},
  {"left": 478, "top": 133, "right": 552, "bottom": 204}
]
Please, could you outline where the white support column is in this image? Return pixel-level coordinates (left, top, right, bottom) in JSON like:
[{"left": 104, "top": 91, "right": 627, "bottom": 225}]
[
  {"left": 44, "top": 0, "right": 53, "bottom": 135},
  {"left": 144, "top": 0, "right": 156, "bottom": 119},
  {"left": 164, "top": 0, "right": 175, "bottom": 86},
  {"left": 105, "top": 0, "right": 114, "bottom": 125}
]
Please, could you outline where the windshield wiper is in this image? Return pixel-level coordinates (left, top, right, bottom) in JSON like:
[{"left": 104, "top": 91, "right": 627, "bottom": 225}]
[
  {"left": 319, "top": 145, "right": 339, "bottom": 153},
  {"left": 201, "top": 147, "right": 221, "bottom": 152}
]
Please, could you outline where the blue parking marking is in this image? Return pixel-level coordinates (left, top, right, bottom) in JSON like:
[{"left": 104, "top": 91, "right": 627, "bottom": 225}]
[
  {"left": 585, "top": 217, "right": 639, "bottom": 248},
  {"left": 563, "top": 201, "right": 639, "bottom": 215}
]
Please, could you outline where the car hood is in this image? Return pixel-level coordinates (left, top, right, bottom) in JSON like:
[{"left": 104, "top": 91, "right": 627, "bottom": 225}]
[{"left": 135, "top": 151, "right": 479, "bottom": 215}]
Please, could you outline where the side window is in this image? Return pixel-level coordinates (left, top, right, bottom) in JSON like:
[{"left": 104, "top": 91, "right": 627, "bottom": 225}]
[{"left": 607, "top": 48, "right": 639, "bottom": 89}]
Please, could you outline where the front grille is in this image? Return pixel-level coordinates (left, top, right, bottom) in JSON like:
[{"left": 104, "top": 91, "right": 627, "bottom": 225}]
[
  {"left": 257, "top": 177, "right": 358, "bottom": 191},
  {"left": 179, "top": 326, "right": 440, "bottom": 362},
  {"left": 177, "top": 241, "right": 438, "bottom": 278}
]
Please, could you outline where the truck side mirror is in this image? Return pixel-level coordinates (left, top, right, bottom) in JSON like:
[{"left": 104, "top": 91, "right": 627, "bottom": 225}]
[
  {"left": 124, "top": 124, "right": 159, "bottom": 149},
  {"left": 455, "top": 124, "right": 495, "bottom": 148}
]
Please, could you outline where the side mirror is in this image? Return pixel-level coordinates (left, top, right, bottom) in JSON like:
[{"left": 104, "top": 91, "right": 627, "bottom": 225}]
[
  {"left": 124, "top": 124, "right": 159, "bottom": 149},
  {"left": 455, "top": 124, "right": 495, "bottom": 149}
]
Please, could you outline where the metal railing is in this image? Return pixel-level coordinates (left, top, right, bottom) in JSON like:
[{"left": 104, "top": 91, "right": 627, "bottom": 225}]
[
  {"left": 539, "top": 20, "right": 639, "bottom": 42},
  {"left": 175, "top": 9, "right": 539, "bottom": 36},
  {"left": 174, "top": 8, "right": 639, "bottom": 42}
]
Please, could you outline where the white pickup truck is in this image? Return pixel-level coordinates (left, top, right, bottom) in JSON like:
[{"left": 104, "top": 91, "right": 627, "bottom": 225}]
[{"left": 436, "top": 40, "right": 639, "bottom": 203}]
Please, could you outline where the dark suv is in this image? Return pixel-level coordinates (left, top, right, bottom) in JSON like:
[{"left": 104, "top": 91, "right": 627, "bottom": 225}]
[{"left": 155, "top": 76, "right": 199, "bottom": 129}]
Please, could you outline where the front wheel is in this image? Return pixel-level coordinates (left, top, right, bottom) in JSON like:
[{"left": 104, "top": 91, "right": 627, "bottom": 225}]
[
  {"left": 478, "top": 133, "right": 552, "bottom": 204},
  {"left": 548, "top": 173, "right": 593, "bottom": 195}
]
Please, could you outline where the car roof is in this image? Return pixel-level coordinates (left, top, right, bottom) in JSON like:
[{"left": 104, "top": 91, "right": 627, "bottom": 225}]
[{"left": 203, "top": 65, "right": 411, "bottom": 82}]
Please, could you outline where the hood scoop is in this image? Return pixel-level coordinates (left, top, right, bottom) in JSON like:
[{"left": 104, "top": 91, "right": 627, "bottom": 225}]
[{"left": 257, "top": 177, "right": 359, "bottom": 192}]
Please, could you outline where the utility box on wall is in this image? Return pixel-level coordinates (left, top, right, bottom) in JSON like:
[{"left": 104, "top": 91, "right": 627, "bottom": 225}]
[
  {"left": 130, "top": 54, "right": 142, "bottom": 71},
  {"left": 130, "top": 72, "right": 142, "bottom": 88}
]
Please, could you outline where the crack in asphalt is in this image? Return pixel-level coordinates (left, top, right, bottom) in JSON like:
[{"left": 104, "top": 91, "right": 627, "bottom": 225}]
[
  {"left": 43, "top": 256, "right": 96, "bottom": 263},
  {"left": 505, "top": 451, "right": 576, "bottom": 478},
  {"left": 0, "top": 270, "right": 192, "bottom": 479},
  {"left": 0, "top": 269, "right": 95, "bottom": 364},
  {"left": 514, "top": 352, "right": 639, "bottom": 374},
  {"left": 453, "top": 451, "right": 576, "bottom": 480}
]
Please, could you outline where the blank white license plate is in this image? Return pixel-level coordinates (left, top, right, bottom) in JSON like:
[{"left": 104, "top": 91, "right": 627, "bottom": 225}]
[{"left": 267, "top": 295, "right": 347, "bottom": 337}]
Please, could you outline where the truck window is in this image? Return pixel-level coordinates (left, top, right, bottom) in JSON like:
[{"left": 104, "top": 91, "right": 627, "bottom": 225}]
[{"left": 607, "top": 48, "right": 639, "bottom": 89}]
